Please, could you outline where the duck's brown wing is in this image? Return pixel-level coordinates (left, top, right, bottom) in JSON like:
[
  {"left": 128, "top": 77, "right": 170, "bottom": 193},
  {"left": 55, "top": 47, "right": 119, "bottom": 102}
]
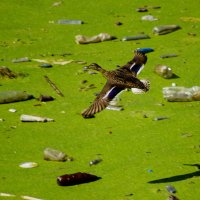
[
  {"left": 82, "top": 81, "right": 124, "bottom": 118},
  {"left": 120, "top": 51, "right": 147, "bottom": 75}
]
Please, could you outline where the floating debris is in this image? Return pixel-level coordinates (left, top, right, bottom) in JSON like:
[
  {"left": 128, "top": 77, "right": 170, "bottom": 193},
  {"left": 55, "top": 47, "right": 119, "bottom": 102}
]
[
  {"left": 180, "top": 16, "right": 200, "bottom": 22},
  {"left": 153, "top": 25, "right": 181, "bottom": 35},
  {"left": 20, "top": 114, "right": 54, "bottom": 122},
  {"left": 166, "top": 185, "right": 176, "bottom": 193},
  {"left": 8, "top": 108, "right": 17, "bottom": 113},
  {"left": 57, "top": 172, "right": 101, "bottom": 186},
  {"left": 147, "top": 6, "right": 161, "bottom": 9},
  {"left": 163, "top": 86, "right": 200, "bottom": 102},
  {"left": 44, "top": 147, "right": 73, "bottom": 162},
  {"left": 115, "top": 21, "right": 123, "bottom": 26},
  {"left": 0, "top": 192, "right": 16, "bottom": 197},
  {"left": 122, "top": 35, "right": 150, "bottom": 41},
  {"left": 160, "top": 54, "right": 178, "bottom": 59},
  {"left": 19, "top": 162, "right": 38, "bottom": 169},
  {"left": 0, "top": 91, "right": 34, "bottom": 104},
  {"left": 75, "top": 33, "right": 116, "bottom": 44},
  {"left": 181, "top": 132, "right": 193, "bottom": 137},
  {"left": 154, "top": 65, "right": 173, "bottom": 79},
  {"left": 40, "top": 63, "right": 53, "bottom": 68},
  {"left": 21, "top": 195, "right": 43, "bottom": 200},
  {"left": 141, "top": 15, "right": 158, "bottom": 21},
  {"left": 52, "top": 1, "right": 63, "bottom": 7},
  {"left": 0, "top": 66, "right": 17, "bottom": 78},
  {"left": 57, "top": 19, "right": 84, "bottom": 24},
  {"left": 154, "top": 116, "right": 169, "bottom": 121},
  {"left": 106, "top": 105, "right": 124, "bottom": 111},
  {"left": 89, "top": 159, "right": 102, "bottom": 166},
  {"left": 32, "top": 58, "right": 86, "bottom": 66},
  {"left": 37, "top": 95, "right": 54, "bottom": 102},
  {"left": 136, "top": 7, "right": 148, "bottom": 12},
  {"left": 12, "top": 57, "right": 30, "bottom": 63},
  {"left": 44, "top": 75, "right": 64, "bottom": 97},
  {"left": 125, "top": 193, "right": 134, "bottom": 197},
  {"left": 168, "top": 195, "right": 179, "bottom": 200},
  {"left": 187, "top": 32, "right": 197, "bottom": 36}
]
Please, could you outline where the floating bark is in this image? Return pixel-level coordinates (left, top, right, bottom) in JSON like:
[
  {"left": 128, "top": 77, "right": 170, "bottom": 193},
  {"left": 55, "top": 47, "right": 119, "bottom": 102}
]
[
  {"left": 0, "top": 66, "right": 17, "bottom": 78},
  {"left": 0, "top": 91, "right": 34, "bottom": 104},
  {"left": 163, "top": 86, "right": 200, "bottom": 102},
  {"left": 154, "top": 65, "right": 173, "bottom": 79},
  {"left": 20, "top": 114, "right": 54, "bottom": 122},
  {"left": 153, "top": 25, "right": 181, "bottom": 35},
  {"left": 57, "top": 172, "right": 101, "bottom": 186},
  {"left": 122, "top": 35, "right": 150, "bottom": 41},
  {"left": 44, "top": 147, "right": 73, "bottom": 162},
  {"left": 75, "top": 33, "right": 116, "bottom": 44},
  {"left": 44, "top": 75, "right": 64, "bottom": 97}
]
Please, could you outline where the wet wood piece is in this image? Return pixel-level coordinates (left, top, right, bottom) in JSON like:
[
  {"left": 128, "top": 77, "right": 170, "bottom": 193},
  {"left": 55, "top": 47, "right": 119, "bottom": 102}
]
[
  {"left": 0, "top": 66, "right": 17, "bottom": 78},
  {"left": 57, "top": 172, "right": 101, "bottom": 186},
  {"left": 44, "top": 75, "right": 64, "bottom": 97}
]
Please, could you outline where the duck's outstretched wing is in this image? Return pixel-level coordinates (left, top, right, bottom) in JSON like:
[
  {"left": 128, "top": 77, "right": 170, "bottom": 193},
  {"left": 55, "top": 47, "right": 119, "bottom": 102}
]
[
  {"left": 82, "top": 81, "right": 124, "bottom": 118},
  {"left": 120, "top": 51, "right": 147, "bottom": 76}
]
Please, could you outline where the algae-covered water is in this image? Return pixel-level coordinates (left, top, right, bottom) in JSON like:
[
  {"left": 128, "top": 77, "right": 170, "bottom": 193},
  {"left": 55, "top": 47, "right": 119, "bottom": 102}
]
[{"left": 0, "top": 0, "right": 200, "bottom": 199}]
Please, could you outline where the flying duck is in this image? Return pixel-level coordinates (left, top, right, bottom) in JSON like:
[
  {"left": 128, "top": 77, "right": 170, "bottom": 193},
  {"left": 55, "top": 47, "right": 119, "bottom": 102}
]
[{"left": 82, "top": 48, "right": 154, "bottom": 118}]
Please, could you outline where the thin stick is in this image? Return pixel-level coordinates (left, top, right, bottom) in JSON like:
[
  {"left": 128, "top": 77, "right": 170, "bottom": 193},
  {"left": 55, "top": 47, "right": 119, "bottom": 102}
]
[{"left": 44, "top": 75, "right": 64, "bottom": 97}]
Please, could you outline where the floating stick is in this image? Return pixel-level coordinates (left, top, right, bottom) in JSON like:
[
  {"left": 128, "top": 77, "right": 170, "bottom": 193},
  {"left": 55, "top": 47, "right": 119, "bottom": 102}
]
[{"left": 44, "top": 75, "right": 64, "bottom": 97}]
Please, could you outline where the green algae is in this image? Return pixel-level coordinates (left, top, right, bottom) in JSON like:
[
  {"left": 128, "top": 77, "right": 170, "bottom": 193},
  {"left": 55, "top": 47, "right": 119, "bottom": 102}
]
[{"left": 0, "top": 0, "right": 200, "bottom": 200}]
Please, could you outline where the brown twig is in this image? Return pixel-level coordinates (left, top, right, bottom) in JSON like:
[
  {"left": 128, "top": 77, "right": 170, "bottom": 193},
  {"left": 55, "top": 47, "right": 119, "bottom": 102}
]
[{"left": 44, "top": 75, "right": 64, "bottom": 97}]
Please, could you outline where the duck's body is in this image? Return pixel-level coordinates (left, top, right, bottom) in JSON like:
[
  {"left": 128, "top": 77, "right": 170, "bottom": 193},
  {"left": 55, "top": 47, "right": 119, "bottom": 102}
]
[{"left": 82, "top": 48, "right": 153, "bottom": 118}]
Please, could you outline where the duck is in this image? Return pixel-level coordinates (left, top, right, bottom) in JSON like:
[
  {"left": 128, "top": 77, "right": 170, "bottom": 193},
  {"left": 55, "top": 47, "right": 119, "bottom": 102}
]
[{"left": 81, "top": 48, "right": 154, "bottom": 118}]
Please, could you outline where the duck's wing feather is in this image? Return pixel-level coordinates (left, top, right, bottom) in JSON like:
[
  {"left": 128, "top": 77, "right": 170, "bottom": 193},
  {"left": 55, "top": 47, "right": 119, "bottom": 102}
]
[
  {"left": 120, "top": 52, "right": 147, "bottom": 75},
  {"left": 111, "top": 71, "right": 149, "bottom": 91},
  {"left": 82, "top": 81, "right": 124, "bottom": 118}
]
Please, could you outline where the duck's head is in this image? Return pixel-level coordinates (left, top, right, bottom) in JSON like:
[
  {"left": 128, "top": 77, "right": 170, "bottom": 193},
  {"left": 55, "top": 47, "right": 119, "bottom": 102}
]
[
  {"left": 135, "top": 48, "right": 154, "bottom": 54},
  {"left": 84, "top": 63, "right": 102, "bottom": 71}
]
